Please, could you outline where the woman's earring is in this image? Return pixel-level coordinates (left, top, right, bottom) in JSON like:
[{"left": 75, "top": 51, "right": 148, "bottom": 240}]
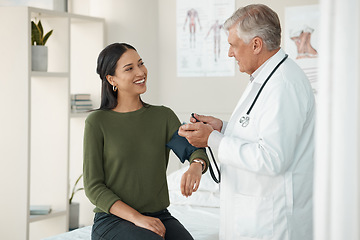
[{"left": 112, "top": 85, "right": 117, "bottom": 92}]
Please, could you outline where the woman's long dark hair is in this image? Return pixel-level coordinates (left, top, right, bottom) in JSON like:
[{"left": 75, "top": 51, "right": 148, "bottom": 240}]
[{"left": 96, "top": 43, "right": 137, "bottom": 110}]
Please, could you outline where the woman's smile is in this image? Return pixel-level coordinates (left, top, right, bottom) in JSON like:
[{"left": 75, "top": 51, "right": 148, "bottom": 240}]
[{"left": 134, "top": 78, "right": 146, "bottom": 85}]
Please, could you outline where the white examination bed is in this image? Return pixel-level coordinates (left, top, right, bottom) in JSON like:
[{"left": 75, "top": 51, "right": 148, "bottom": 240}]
[{"left": 45, "top": 166, "right": 220, "bottom": 240}]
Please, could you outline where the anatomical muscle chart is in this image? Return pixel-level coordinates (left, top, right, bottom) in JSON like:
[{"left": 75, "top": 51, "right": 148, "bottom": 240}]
[
  {"left": 285, "top": 5, "right": 320, "bottom": 94},
  {"left": 177, "top": 0, "right": 235, "bottom": 77}
]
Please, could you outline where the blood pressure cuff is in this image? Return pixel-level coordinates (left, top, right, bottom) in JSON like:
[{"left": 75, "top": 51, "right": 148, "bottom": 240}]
[{"left": 166, "top": 130, "right": 201, "bottom": 163}]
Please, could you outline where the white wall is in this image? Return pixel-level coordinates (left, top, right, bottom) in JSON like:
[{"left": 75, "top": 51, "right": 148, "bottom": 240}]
[{"left": 83, "top": 0, "right": 160, "bottom": 104}]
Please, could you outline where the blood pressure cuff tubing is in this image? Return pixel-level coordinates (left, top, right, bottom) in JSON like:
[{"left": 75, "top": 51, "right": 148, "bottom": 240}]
[{"left": 166, "top": 130, "right": 202, "bottom": 163}]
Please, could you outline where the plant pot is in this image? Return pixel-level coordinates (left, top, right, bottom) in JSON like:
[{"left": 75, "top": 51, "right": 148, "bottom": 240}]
[
  {"left": 31, "top": 45, "right": 48, "bottom": 71},
  {"left": 69, "top": 202, "right": 80, "bottom": 231}
]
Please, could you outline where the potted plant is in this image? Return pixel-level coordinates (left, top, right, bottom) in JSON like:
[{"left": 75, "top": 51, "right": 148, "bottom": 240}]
[
  {"left": 69, "top": 174, "right": 84, "bottom": 231},
  {"left": 31, "top": 20, "right": 53, "bottom": 71}
]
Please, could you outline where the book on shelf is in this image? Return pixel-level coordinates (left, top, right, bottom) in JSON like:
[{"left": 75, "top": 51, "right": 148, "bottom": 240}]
[
  {"left": 30, "top": 205, "right": 52, "bottom": 215},
  {"left": 71, "top": 93, "right": 93, "bottom": 113},
  {"left": 71, "top": 100, "right": 92, "bottom": 106},
  {"left": 72, "top": 105, "right": 93, "bottom": 110},
  {"left": 71, "top": 105, "right": 93, "bottom": 113},
  {"left": 71, "top": 94, "right": 91, "bottom": 101},
  {"left": 71, "top": 110, "right": 92, "bottom": 114}
]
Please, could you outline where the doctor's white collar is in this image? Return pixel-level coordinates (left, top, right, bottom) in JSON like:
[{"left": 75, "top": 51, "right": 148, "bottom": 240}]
[{"left": 250, "top": 56, "right": 271, "bottom": 82}]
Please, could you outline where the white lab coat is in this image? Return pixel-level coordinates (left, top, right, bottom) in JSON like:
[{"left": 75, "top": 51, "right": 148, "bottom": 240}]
[{"left": 209, "top": 49, "right": 315, "bottom": 240}]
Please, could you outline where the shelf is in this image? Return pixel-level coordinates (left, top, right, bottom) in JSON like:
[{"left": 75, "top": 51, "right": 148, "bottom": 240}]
[
  {"left": 70, "top": 13, "right": 104, "bottom": 23},
  {"left": 29, "top": 7, "right": 68, "bottom": 18},
  {"left": 31, "top": 71, "right": 69, "bottom": 78},
  {"left": 70, "top": 111, "right": 91, "bottom": 118},
  {"left": 29, "top": 210, "right": 67, "bottom": 223}
]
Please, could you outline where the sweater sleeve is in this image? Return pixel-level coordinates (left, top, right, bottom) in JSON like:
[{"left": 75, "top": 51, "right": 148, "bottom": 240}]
[
  {"left": 189, "top": 149, "right": 209, "bottom": 173},
  {"left": 83, "top": 118, "right": 121, "bottom": 213},
  {"left": 165, "top": 107, "right": 182, "bottom": 142}
]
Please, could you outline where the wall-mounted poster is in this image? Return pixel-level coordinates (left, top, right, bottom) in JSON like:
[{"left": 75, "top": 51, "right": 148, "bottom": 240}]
[
  {"left": 176, "top": 0, "right": 235, "bottom": 77},
  {"left": 285, "top": 5, "right": 320, "bottom": 94}
]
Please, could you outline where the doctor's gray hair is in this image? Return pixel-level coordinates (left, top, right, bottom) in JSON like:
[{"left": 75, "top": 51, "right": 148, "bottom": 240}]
[{"left": 224, "top": 4, "right": 281, "bottom": 51}]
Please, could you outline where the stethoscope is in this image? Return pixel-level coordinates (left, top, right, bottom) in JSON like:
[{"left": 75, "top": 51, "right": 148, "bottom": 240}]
[
  {"left": 239, "top": 54, "right": 288, "bottom": 127},
  {"left": 192, "top": 113, "right": 221, "bottom": 183}
]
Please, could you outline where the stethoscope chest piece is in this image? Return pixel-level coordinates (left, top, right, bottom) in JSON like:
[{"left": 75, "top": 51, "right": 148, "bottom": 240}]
[{"left": 240, "top": 115, "right": 250, "bottom": 127}]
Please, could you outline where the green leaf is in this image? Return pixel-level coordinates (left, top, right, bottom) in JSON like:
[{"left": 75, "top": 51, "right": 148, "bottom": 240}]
[
  {"left": 31, "top": 21, "right": 36, "bottom": 45},
  {"left": 37, "top": 20, "right": 44, "bottom": 38},
  {"left": 42, "top": 30, "right": 53, "bottom": 45},
  {"left": 31, "top": 21, "right": 41, "bottom": 45},
  {"left": 69, "top": 174, "right": 84, "bottom": 204}
]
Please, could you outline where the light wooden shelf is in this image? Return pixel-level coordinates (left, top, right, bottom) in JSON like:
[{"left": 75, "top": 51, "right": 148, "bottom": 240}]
[
  {"left": 0, "top": 6, "right": 104, "bottom": 240},
  {"left": 31, "top": 71, "right": 69, "bottom": 78},
  {"left": 70, "top": 111, "right": 91, "bottom": 118},
  {"left": 29, "top": 210, "right": 67, "bottom": 223}
]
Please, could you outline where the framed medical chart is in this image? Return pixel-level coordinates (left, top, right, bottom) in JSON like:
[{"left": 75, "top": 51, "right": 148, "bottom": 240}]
[
  {"left": 284, "top": 5, "right": 320, "bottom": 94},
  {"left": 176, "top": 0, "right": 235, "bottom": 77}
]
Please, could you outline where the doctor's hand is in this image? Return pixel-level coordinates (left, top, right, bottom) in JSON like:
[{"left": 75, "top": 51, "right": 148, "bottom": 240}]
[
  {"left": 178, "top": 122, "right": 214, "bottom": 148},
  {"left": 191, "top": 113, "right": 223, "bottom": 132},
  {"left": 181, "top": 160, "right": 203, "bottom": 197}
]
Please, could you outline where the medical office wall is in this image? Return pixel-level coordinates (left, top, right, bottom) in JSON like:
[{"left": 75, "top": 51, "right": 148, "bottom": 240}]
[
  {"left": 3, "top": 0, "right": 334, "bottom": 230},
  {"left": 69, "top": 0, "right": 320, "bottom": 177},
  {"left": 1, "top": 0, "right": 322, "bottom": 229},
  {"left": 157, "top": 0, "right": 319, "bottom": 123}
]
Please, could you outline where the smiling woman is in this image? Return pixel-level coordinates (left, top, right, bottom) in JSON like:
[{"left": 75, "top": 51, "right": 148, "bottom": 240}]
[
  {"left": 95, "top": 43, "right": 144, "bottom": 111},
  {"left": 105, "top": 47, "right": 148, "bottom": 112},
  {"left": 82, "top": 43, "right": 209, "bottom": 240}
]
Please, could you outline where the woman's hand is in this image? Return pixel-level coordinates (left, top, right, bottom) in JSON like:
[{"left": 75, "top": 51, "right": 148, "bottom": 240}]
[
  {"left": 109, "top": 200, "right": 166, "bottom": 238},
  {"left": 132, "top": 215, "right": 166, "bottom": 238},
  {"left": 181, "top": 161, "right": 203, "bottom": 197}
]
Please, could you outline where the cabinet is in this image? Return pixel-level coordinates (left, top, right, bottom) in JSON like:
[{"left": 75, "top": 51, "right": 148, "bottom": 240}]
[{"left": 0, "top": 6, "right": 104, "bottom": 240}]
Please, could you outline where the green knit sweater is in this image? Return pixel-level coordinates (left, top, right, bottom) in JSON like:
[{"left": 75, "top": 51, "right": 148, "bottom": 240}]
[{"left": 83, "top": 104, "right": 208, "bottom": 214}]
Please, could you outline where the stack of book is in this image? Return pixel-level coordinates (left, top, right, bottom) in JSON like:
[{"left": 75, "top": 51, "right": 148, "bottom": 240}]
[
  {"left": 71, "top": 94, "right": 93, "bottom": 113},
  {"left": 30, "top": 205, "right": 52, "bottom": 215}
]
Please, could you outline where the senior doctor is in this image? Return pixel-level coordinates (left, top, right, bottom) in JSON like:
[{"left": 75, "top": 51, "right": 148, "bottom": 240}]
[{"left": 179, "top": 4, "right": 315, "bottom": 240}]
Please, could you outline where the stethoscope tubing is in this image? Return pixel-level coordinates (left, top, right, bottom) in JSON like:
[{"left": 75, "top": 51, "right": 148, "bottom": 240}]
[
  {"left": 191, "top": 113, "right": 221, "bottom": 183},
  {"left": 208, "top": 147, "right": 220, "bottom": 183},
  {"left": 240, "top": 54, "right": 288, "bottom": 128}
]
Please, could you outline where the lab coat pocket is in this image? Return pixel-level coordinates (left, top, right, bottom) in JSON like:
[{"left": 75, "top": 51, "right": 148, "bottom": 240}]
[{"left": 234, "top": 193, "right": 274, "bottom": 239}]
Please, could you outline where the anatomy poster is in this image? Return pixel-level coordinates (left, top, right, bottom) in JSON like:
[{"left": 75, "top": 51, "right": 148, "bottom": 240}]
[
  {"left": 176, "top": 0, "right": 235, "bottom": 77},
  {"left": 285, "top": 5, "right": 320, "bottom": 94}
]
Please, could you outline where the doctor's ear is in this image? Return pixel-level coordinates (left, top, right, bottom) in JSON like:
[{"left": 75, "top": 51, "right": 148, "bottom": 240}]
[{"left": 252, "top": 37, "right": 263, "bottom": 54}]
